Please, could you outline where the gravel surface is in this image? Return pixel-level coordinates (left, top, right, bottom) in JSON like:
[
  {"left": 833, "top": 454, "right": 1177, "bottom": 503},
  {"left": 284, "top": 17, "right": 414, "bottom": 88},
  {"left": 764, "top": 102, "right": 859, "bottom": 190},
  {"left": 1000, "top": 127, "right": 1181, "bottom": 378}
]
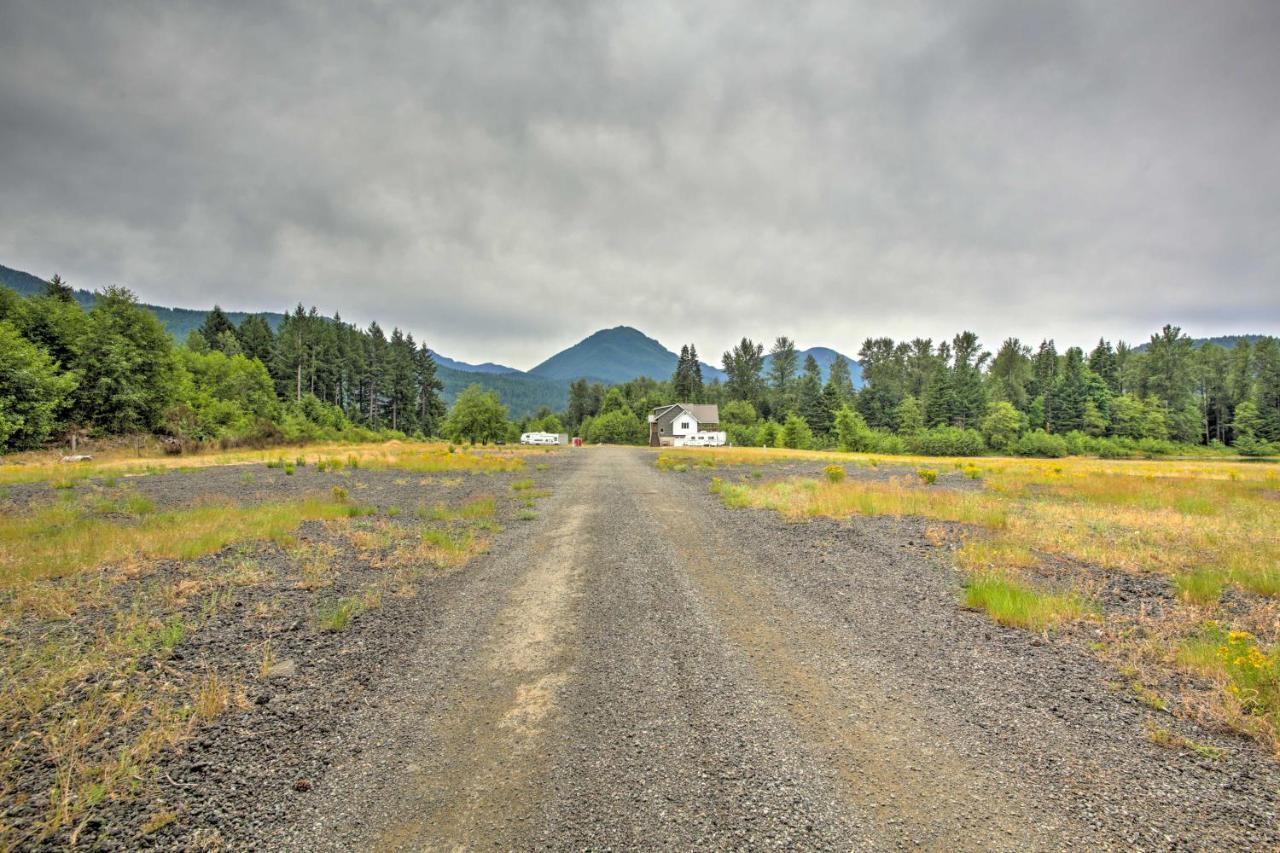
[{"left": 260, "top": 446, "right": 1280, "bottom": 850}]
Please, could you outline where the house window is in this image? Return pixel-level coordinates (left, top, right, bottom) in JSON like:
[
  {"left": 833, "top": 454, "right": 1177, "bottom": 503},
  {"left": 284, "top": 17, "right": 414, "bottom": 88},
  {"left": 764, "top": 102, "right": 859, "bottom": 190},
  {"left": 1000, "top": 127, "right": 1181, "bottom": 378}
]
[{"left": 681, "top": 420, "right": 692, "bottom": 430}]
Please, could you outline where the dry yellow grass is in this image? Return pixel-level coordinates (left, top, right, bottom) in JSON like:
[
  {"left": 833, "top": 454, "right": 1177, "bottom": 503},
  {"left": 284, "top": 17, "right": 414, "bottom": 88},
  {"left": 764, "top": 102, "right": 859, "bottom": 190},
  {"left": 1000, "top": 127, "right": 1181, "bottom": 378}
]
[
  {"left": 0, "top": 439, "right": 533, "bottom": 486},
  {"left": 0, "top": 497, "right": 352, "bottom": 586}
]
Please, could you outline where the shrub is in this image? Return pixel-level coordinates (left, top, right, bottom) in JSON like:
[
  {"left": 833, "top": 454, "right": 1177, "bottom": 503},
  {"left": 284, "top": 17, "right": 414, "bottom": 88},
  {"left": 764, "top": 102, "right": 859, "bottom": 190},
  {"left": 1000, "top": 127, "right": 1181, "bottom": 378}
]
[
  {"left": 1014, "top": 430, "right": 1069, "bottom": 458},
  {"left": 870, "top": 431, "right": 907, "bottom": 455},
  {"left": 916, "top": 468, "right": 938, "bottom": 485},
  {"left": 779, "top": 414, "right": 814, "bottom": 450},
  {"left": 833, "top": 406, "right": 874, "bottom": 452},
  {"left": 824, "top": 464, "right": 846, "bottom": 483},
  {"left": 907, "top": 426, "right": 986, "bottom": 457}
]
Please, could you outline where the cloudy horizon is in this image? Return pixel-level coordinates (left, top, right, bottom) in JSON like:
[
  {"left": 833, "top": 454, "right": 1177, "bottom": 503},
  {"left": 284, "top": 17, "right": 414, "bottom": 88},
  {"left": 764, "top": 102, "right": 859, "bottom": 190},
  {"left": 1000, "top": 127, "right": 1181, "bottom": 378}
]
[{"left": 1, "top": 1, "right": 1277, "bottom": 370}]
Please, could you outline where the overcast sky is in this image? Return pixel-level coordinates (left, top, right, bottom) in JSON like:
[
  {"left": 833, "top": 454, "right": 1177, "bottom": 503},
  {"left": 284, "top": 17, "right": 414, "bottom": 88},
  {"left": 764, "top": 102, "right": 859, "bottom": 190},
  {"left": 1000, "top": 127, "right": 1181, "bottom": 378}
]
[{"left": 1, "top": 1, "right": 1277, "bottom": 368}]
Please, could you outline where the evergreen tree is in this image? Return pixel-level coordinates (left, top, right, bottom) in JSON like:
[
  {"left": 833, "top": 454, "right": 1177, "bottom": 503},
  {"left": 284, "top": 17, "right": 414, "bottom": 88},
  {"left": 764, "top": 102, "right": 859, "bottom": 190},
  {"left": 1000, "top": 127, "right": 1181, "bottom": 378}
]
[
  {"left": 1253, "top": 336, "right": 1280, "bottom": 442},
  {"left": 722, "top": 338, "right": 766, "bottom": 408},
  {"left": 414, "top": 343, "right": 446, "bottom": 435},
  {"left": 856, "top": 337, "right": 909, "bottom": 429},
  {"left": 1029, "top": 339, "right": 1059, "bottom": 429},
  {"left": 768, "top": 337, "right": 799, "bottom": 414},
  {"left": 1088, "top": 339, "right": 1120, "bottom": 395},
  {"left": 672, "top": 344, "right": 704, "bottom": 401},
  {"left": 235, "top": 314, "right": 275, "bottom": 365},
  {"left": 988, "top": 338, "right": 1032, "bottom": 410},
  {"left": 949, "top": 331, "right": 989, "bottom": 428},
  {"left": 893, "top": 395, "right": 924, "bottom": 434},
  {"left": 1050, "top": 347, "right": 1089, "bottom": 434},
  {"left": 384, "top": 328, "right": 418, "bottom": 432},
  {"left": 826, "top": 354, "right": 856, "bottom": 404},
  {"left": 796, "top": 354, "right": 829, "bottom": 435},
  {"left": 1142, "top": 325, "right": 1198, "bottom": 442},
  {"left": 198, "top": 305, "right": 236, "bottom": 351}
]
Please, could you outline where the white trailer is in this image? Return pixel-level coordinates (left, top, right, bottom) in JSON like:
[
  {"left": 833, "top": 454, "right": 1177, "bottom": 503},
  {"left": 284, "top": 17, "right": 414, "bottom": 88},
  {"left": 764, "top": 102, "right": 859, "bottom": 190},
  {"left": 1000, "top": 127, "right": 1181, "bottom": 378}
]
[
  {"left": 520, "top": 432, "right": 561, "bottom": 445},
  {"left": 673, "top": 431, "right": 727, "bottom": 447}
]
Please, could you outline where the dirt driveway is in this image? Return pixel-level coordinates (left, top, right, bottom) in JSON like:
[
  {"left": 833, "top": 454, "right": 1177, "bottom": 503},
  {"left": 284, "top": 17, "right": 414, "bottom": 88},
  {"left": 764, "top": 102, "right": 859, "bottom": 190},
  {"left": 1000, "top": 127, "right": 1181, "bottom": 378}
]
[{"left": 266, "top": 446, "right": 1279, "bottom": 851}]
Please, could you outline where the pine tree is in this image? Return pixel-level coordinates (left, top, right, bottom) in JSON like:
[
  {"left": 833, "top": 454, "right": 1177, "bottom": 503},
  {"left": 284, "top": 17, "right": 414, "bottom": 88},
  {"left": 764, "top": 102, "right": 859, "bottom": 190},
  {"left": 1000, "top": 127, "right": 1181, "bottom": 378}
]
[
  {"left": 768, "top": 337, "right": 799, "bottom": 415},
  {"left": 796, "top": 354, "right": 829, "bottom": 435},
  {"left": 826, "top": 355, "right": 856, "bottom": 404},
  {"left": 1050, "top": 347, "right": 1089, "bottom": 434},
  {"left": 1253, "top": 337, "right": 1280, "bottom": 442},
  {"left": 988, "top": 338, "right": 1032, "bottom": 410},
  {"left": 235, "top": 314, "right": 275, "bottom": 365},
  {"left": 414, "top": 343, "right": 446, "bottom": 435},
  {"left": 1087, "top": 339, "right": 1120, "bottom": 395},
  {"left": 721, "top": 338, "right": 766, "bottom": 409},
  {"left": 198, "top": 305, "right": 236, "bottom": 352}
]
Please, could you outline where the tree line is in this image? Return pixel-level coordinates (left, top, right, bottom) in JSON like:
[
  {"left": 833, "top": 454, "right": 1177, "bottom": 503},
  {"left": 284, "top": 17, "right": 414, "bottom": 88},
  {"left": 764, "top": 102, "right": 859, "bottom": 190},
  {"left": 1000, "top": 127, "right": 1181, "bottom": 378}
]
[
  {"left": 2, "top": 275, "right": 1277, "bottom": 459},
  {"left": 0, "top": 279, "right": 445, "bottom": 452},
  {"left": 510, "top": 327, "right": 1279, "bottom": 458}
]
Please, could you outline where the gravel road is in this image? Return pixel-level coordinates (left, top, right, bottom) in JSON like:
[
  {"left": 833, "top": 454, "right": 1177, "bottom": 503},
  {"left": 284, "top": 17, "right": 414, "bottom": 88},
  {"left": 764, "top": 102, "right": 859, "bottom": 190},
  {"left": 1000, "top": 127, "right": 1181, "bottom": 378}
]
[{"left": 264, "top": 446, "right": 1280, "bottom": 851}]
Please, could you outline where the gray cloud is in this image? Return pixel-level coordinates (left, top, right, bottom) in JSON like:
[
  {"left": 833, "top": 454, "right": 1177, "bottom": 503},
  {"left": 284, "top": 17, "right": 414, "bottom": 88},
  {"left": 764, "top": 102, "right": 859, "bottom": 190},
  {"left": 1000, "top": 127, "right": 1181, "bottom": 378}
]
[{"left": 1, "top": 0, "right": 1277, "bottom": 367}]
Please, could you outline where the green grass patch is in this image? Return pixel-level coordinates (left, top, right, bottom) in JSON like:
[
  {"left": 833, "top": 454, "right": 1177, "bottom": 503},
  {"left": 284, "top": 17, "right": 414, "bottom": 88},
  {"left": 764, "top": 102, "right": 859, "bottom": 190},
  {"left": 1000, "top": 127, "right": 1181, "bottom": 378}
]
[
  {"left": 962, "top": 573, "right": 1094, "bottom": 631},
  {"left": 314, "top": 597, "right": 363, "bottom": 631},
  {"left": 0, "top": 497, "right": 353, "bottom": 585}
]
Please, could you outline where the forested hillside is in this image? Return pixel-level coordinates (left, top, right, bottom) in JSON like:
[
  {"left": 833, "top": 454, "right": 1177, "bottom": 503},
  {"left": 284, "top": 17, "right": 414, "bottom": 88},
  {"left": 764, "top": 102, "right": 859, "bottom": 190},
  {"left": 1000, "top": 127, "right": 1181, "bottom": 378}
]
[
  {"left": 0, "top": 264, "right": 284, "bottom": 339},
  {"left": 0, "top": 280, "right": 446, "bottom": 452}
]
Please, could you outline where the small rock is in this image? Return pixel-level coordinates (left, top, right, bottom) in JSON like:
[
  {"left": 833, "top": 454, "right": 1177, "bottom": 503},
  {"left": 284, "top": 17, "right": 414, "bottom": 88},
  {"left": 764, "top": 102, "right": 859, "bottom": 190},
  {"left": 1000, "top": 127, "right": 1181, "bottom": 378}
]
[
  {"left": 265, "top": 659, "right": 298, "bottom": 679},
  {"left": 293, "top": 779, "right": 312, "bottom": 792}
]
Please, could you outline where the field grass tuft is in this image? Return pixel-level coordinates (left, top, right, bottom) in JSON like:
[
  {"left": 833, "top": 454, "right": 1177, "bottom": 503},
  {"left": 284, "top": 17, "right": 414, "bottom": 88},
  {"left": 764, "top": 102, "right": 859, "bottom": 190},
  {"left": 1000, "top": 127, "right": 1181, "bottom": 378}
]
[{"left": 962, "top": 573, "right": 1095, "bottom": 631}]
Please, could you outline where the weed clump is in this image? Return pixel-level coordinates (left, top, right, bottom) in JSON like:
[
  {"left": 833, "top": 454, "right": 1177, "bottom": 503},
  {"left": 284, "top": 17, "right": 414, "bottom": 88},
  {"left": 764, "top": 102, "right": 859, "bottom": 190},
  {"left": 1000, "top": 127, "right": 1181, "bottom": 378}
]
[
  {"left": 916, "top": 468, "right": 938, "bottom": 485},
  {"left": 962, "top": 573, "right": 1094, "bottom": 631}
]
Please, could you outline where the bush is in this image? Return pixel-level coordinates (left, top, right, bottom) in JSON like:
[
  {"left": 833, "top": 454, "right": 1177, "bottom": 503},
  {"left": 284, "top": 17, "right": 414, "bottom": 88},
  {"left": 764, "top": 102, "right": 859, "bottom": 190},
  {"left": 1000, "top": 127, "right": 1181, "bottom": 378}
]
[
  {"left": 1014, "top": 429, "right": 1069, "bottom": 458},
  {"left": 833, "top": 406, "right": 874, "bottom": 452},
  {"left": 779, "top": 414, "right": 814, "bottom": 450},
  {"left": 906, "top": 426, "right": 986, "bottom": 457},
  {"left": 1134, "top": 437, "right": 1176, "bottom": 458},
  {"left": 916, "top": 468, "right": 938, "bottom": 485},
  {"left": 824, "top": 464, "right": 845, "bottom": 483},
  {"left": 869, "top": 431, "right": 907, "bottom": 455}
]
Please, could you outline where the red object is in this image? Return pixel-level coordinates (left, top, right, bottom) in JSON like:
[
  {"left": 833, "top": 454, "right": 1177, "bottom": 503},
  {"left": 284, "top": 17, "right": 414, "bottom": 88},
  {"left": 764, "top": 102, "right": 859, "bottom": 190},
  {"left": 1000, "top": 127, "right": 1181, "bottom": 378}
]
[{"left": 572, "top": 437, "right": 583, "bottom": 447}]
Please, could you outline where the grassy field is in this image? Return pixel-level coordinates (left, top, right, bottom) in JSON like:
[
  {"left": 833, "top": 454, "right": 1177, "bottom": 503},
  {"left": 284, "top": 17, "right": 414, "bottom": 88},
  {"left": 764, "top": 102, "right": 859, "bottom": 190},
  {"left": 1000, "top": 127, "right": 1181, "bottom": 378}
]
[
  {"left": 0, "top": 439, "right": 550, "bottom": 847},
  {"left": 0, "top": 438, "right": 527, "bottom": 487},
  {"left": 659, "top": 446, "right": 1280, "bottom": 754}
]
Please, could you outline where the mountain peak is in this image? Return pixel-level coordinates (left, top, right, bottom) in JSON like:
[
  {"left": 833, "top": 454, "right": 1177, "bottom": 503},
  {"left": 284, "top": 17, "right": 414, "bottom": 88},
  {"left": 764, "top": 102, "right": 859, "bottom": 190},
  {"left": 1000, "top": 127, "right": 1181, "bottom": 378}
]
[{"left": 530, "top": 326, "right": 721, "bottom": 384}]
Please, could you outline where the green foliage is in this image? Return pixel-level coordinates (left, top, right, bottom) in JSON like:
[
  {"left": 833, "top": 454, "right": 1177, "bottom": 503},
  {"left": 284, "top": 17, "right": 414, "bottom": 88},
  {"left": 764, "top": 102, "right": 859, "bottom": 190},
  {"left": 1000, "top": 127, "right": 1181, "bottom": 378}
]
[
  {"left": 74, "top": 287, "right": 181, "bottom": 434},
  {"left": 745, "top": 420, "right": 773, "bottom": 448},
  {"left": 720, "top": 399, "right": 757, "bottom": 425},
  {"left": 0, "top": 321, "right": 76, "bottom": 450},
  {"left": 980, "top": 401, "right": 1025, "bottom": 451},
  {"left": 906, "top": 426, "right": 986, "bottom": 457},
  {"left": 823, "top": 464, "right": 845, "bottom": 483},
  {"left": 916, "top": 468, "right": 938, "bottom": 485},
  {"left": 892, "top": 395, "right": 924, "bottom": 435},
  {"left": 583, "top": 406, "right": 646, "bottom": 445},
  {"left": 1014, "top": 429, "right": 1070, "bottom": 458},
  {"left": 779, "top": 413, "right": 813, "bottom": 449},
  {"left": 833, "top": 406, "right": 874, "bottom": 452},
  {"left": 442, "top": 384, "right": 509, "bottom": 445}
]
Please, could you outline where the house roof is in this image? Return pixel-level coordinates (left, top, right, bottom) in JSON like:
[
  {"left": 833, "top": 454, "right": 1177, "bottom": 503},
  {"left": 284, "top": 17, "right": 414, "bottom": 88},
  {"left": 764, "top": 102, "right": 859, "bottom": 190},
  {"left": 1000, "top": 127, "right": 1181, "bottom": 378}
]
[{"left": 651, "top": 403, "right": 719, "bottom": 423}]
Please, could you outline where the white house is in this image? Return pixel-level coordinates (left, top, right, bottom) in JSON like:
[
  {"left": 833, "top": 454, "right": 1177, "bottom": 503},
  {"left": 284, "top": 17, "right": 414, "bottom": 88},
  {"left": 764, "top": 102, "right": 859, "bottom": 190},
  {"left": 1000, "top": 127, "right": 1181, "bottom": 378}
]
[{"left": 648, "top": 404, "right": 725, "bottom": 447}]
